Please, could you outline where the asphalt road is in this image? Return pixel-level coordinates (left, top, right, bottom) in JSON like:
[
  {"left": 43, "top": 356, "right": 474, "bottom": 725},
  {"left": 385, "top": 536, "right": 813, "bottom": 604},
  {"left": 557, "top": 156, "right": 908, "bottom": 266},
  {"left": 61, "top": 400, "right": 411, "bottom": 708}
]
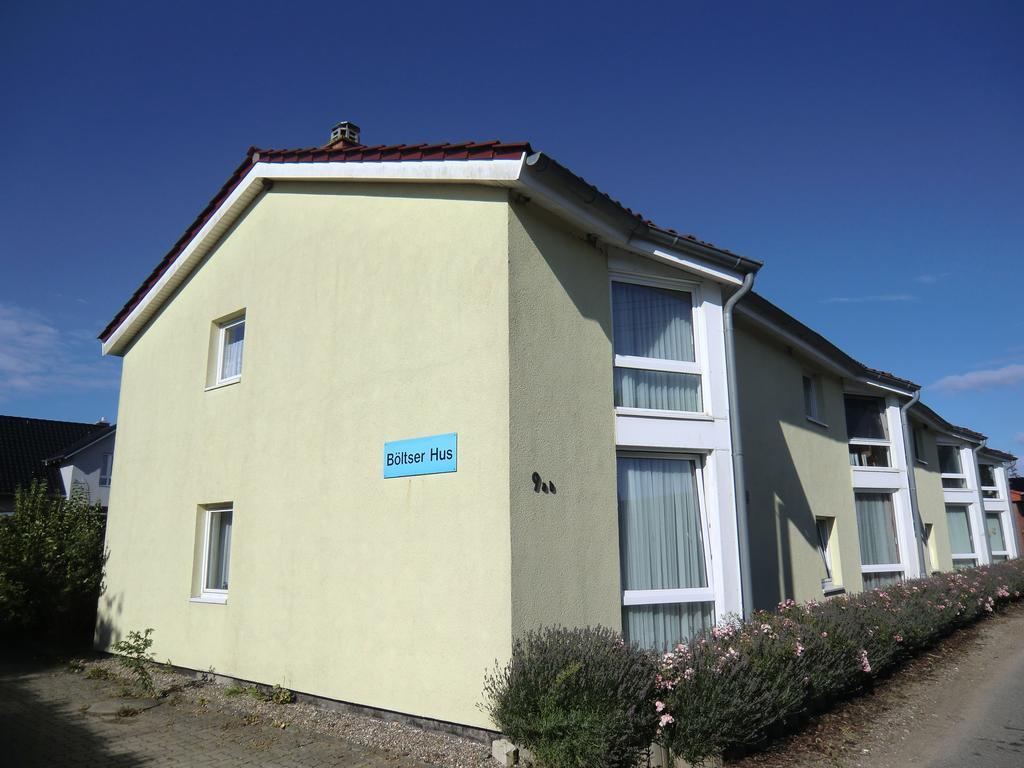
[{"left": 927, "top": 642, "right": 1024, "bottom": 768}]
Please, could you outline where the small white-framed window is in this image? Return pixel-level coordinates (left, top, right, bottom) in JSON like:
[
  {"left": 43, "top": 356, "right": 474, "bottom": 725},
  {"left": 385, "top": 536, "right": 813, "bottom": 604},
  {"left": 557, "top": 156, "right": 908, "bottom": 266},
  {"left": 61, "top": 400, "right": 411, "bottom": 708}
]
[
  {"left": 617, "top": 452, "right": 714, "bottom": 650},
  {"left": 987, "top": 512, "right": 1009, "bottom": 562},
  {"left": 946, "top": 504, "right": 976, "bottom": 569},
  {"left": 216, "top": 316, "right": 245, "bottom": 385},
  {"left": 803, "top": 374, "right": 824, "bottom": 423},
  {"left": 922, "top": 522, "right": 937, "bottom": 574},
  {"left": 912, "top": 426, "right": 928, "bottom": 465},
  {"left": 611, "top": 279, "right": 703, "bottom": 415},
  {"left": 979, "top": 464, "right": 1000, "bottom": 500},
  {"left": 938, "top": 445, "right": 967, "bottom": 489},
  {"left": 855, "top": 492, "right": 904, "bottom": 588},
  {"left": 815, "top": 516, "right": 836, "bottom": 589},
  {"left": 845, "top": 395, "right": 891, "bottom": 467},
  {"left": 99, "top": 453, "right": 113, "bottom": 487},
  {"left": 201, "top": 506, "right": 233, "bottom": 601}
]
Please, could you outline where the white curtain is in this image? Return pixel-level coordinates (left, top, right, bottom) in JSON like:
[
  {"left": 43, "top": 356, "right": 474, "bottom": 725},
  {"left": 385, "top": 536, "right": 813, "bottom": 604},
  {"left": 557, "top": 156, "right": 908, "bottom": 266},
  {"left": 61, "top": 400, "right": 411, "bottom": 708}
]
[
  {"left": 986, "top": 513, "right": 1006, "bottom": 552},
  {"left": 618, "top": 457, "right": 712, "bottom": 649},
  {"left": 855, "top": 493, "right": 900, "bottom": 565},
  {"left": 614, "top": 369, "right": 702, "bottom": 411},
  {"left": 206, "top": 510, "right": 233, "bottom": 590},
  {"left": 863, "top": 572, "right": 902, "bottom": 589},
  {"left": 946, "top": 506, "right": 974, "bottom": 555},
  {"left": 938, "top": 445, "right": 962, "bottom": 475},
  {"left": 612, "top": 282, "right": 695, "bottom": 362},
  {"left": 221, "top": 322, "right": 245, "bottom": 379},
  {"left": 623, "top": 603, "right": 714, "bottom": 652}
]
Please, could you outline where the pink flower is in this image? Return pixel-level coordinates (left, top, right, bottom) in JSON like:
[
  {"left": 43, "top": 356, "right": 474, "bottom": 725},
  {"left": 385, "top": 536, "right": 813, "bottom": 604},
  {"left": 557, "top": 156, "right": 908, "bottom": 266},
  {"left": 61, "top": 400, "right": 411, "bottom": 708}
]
[
  {"left": 660, "top": 714, "right": 674, "bottom": 728},
  {"left": 859, "top": 649, "right": 871, "bottom": 673},
  {"left": 821, "top": 632, "right": 828, "bottom": 638},
  {"left": 795, "top": 642, "right": 805, "bottom": 658},
  {"left": 683, "top": 667, "right": 695, "bottom": 681},
  {"left": 655, "top": 701, "right": 666, "bottom": 713},
  {"left": 893, "top": 634, "right": 903, "bottom": 643}
]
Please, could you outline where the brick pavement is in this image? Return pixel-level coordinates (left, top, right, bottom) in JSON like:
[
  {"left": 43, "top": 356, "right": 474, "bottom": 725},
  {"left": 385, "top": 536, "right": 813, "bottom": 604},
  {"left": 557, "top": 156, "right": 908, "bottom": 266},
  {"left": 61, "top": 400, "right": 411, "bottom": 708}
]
[{"left": 0, "top": 660, "right": 435, "bottom": 767}]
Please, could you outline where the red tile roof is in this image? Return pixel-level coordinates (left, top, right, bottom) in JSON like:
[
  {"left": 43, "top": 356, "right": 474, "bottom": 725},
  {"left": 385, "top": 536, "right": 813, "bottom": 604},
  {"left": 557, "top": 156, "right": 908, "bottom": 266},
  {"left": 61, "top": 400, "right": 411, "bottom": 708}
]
[{"left": 99, "top": 139, "right": 758, "bottom": 343}]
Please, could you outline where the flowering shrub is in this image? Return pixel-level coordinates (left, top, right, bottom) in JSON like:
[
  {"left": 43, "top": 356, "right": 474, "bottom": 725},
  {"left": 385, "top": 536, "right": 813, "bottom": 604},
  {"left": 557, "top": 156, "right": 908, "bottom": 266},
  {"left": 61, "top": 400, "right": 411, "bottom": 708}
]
[
  {"left": 658, "top": 559, "right": 1024, "bottom": 764},
  {"left": 482, "top": 626, "right": 660, "bottom": 768}
]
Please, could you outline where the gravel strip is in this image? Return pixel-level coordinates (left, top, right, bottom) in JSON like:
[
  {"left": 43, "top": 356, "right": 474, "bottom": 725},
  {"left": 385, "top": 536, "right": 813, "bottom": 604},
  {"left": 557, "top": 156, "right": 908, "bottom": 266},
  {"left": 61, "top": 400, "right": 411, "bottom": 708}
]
[{"left": 78, "top": 657, "right": 494, "bottom": 768}]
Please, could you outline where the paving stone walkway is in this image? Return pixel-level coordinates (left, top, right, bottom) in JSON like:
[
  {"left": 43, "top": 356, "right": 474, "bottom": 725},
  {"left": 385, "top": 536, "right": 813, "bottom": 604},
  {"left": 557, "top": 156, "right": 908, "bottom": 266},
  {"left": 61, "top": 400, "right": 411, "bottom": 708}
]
[{"left": 0, "top": 660, "right": 435, "bottom": 767}]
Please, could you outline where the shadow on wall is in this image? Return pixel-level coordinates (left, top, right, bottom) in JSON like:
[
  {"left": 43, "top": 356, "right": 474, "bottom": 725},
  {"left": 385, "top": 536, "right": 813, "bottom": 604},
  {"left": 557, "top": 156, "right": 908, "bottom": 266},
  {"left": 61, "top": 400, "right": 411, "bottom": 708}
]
[
  {"left": 0, "top": 659, "right": 147, "bottom": 767},
  {"left": 94, "top": 592, "right": 124, "bottom": 651}
]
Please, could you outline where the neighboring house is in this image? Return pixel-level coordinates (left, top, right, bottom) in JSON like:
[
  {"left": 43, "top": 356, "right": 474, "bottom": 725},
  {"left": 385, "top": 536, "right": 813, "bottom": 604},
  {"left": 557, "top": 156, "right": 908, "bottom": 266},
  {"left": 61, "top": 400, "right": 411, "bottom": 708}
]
[
  {"left": 1011, "top": 478, "right": 1024, "bottom": 557},
  {"left": 0, "top": 415, "right": 113, "bottom": 514},
  {"left": 44, "top": 424, "right": 117, "bottom": 509},
  {"left": 94, "top": 121, "right": 1020, "bottom": 733}
]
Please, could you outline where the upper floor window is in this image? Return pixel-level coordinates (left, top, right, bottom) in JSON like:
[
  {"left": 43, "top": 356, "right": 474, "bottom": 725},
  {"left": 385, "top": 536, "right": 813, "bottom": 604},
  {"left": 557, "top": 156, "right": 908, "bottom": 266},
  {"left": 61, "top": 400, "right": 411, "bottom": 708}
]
[
  {"left": 803, "top": 375, "right": 823, "bottom": 422},
  {"left": 979, "top": 464, "right": 1000, "bottom": 499},
  {"left": 938, "top": 445, "right": 967, "bottom": 489},
  {"left": 99, "top": 453, "right": 113, "bottom": 487},
  {"left": 912, "top": 426, "right": 928, "bottom": 464},
  {"left": 217, "top": 316, "right": 245, "bottom": 385},
  {"left": 611, "top": 281, "right": 702, "bottom": 414},
  {"left": 845, "top": 395, "right": 891, "bottom": 467}
]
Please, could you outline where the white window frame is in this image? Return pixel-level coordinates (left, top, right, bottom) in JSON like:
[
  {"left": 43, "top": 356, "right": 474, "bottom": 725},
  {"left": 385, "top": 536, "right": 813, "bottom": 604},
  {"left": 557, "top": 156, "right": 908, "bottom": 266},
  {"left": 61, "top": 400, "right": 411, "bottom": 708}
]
[
  {"left": 854, "top": 491, "right": 905, "bottom": 585},
  {"left": 845, "top": 395, "right": 893, "bottom": 469},
  {"left": 199, "top": 506, "right": 233, "bottom": 603},
  {"left": 610, "top": 274, "right": 709, "bottom": 419},
  {"left": 815, "top": 516, "right": 835, "bottom": 589},
  {"left": 946, "top": 503, "right": 978, "bottom": 568},
  {"left": 986, "top": 512, "right": 1010, "bottom": 561},
  {"left": 99, "top": 453, "right": 113, "bottom": 487},
  {"left": 803, "top": 374, "right": 827, "bottom": 426},
  {"left": 938, "top": 443, "right": 968, "bottom": 489},
  {"left": 978, "top": 464, "right": 1000, "bottom": 500},
  {"left": 216, "top": 316, "right": 245, "bottom": 386},
  {"left": 912, "top": 427, "right": 928, "bottom": 465},
  {"left": 618, "top": 451, "right": 716, "bottom": 609}
]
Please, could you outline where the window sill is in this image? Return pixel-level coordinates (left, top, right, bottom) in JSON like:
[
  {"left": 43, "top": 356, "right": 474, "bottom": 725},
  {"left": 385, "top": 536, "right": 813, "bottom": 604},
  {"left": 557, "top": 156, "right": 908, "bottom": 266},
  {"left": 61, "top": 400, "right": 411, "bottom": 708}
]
[
  {"left": 190, "top": 595, "right": 228, "bottom": 605},
  {"left": 205, "top": 378, "right": 241, "bottom": 392},
  {"left": 614, "top": 407, "right": 714, "bottom": 422},
  {"left": 915, "top": 459, "right": 929, "bottom": 466},
  {"left": 850, "top": 466, "right": 899, "bottom": 473},
  {"left": 823, "top": 584, "right": 846, "bottom": 597},
  {"left": 805, "top": 416, "right": 829, "bottom": 429}
]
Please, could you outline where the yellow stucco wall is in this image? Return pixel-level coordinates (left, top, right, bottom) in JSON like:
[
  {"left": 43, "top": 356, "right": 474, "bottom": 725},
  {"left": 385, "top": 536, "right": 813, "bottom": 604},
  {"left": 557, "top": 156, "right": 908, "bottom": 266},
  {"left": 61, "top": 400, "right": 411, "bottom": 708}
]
[
  {"left": 506, "top": 200, "right": 621, "bottom": 636},
  {"left": 910, "top": 420, "right": 954, "bottom": 573},
  {"left": 735, "top": 324, "right": 864, "bottom": 608},
  {"left": 100, "top": 182, "right": 513, "bottom": 728}
]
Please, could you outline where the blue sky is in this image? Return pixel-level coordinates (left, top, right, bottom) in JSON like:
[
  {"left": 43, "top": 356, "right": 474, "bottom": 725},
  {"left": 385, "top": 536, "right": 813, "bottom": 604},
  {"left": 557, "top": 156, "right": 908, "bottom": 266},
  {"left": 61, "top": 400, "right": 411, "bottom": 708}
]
[{"left": 1, "top": 1, "right": 1021, "bottom": 452}]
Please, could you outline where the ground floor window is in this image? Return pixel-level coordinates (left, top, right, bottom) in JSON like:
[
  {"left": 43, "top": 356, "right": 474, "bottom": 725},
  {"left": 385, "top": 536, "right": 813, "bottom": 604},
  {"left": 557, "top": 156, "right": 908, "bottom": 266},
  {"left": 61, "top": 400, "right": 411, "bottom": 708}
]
[
  {"left": 986, "top": 512, "right": 1009, "bottom": 562},
  {"left": 855, "top": 492, "right": 903, "bottom": 588},
  {"left": 946, "top": 504, "right": 977, "bottom": 569},
  {"left": 618, "top": 454, "right": 714, "bottom": 650},
  {"left": 202, "top": 507, "right": 233, "bottom": 599}
]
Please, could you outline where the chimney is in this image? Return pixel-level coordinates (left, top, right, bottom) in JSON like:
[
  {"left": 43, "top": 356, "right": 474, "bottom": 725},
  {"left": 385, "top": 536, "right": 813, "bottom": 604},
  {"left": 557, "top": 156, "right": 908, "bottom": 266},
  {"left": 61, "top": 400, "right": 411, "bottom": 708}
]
[{"left": 328, "top": 121, "right": 361, "bottom": 148}]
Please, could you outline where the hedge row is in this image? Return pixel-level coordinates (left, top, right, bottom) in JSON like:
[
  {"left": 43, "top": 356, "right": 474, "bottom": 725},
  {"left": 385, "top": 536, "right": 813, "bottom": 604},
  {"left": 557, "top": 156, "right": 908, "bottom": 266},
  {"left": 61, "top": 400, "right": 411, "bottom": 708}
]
[{"left": 484, "top": 559, "right": 1024, "bottom": 768}]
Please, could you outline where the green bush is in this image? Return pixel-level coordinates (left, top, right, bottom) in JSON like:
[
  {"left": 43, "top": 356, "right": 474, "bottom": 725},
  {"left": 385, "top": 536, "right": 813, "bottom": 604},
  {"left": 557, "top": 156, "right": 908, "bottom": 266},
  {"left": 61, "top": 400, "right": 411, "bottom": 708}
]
[
  {"left": 112, "top": 628, "right": 156, "bottom": 695},
  {"left": 0, "top": 481, "right": 107, "bottom": 648},
  {"left": 658, "top": 559, "right": 1024, "bottom": 764},
  {"left": 483, "top": 626, "right": 660, "bottom": 768}
]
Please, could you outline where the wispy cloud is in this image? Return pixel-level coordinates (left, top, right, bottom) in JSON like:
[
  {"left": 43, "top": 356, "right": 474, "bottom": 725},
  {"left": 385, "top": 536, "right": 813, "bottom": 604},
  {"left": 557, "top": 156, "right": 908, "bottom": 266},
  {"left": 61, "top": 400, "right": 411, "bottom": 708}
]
[
  {"left": 820, "top": 294, "right": 917, "bottom": 304},
  {"left": 914, "top": 272, "right": 951, "bottom": 285},
  {"left": 0, "top": 303, "right": 118, "bottom": 398},
  {"left": 931, "top": 363, "right": 1024, "bottom": 393}
]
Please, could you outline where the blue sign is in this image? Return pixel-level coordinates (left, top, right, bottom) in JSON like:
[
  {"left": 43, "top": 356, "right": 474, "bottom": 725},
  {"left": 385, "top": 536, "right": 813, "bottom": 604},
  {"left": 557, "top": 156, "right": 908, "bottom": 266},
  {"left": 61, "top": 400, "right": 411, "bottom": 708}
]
[{"left": 383, "top": 433, "right": 457, "bottom": 478}]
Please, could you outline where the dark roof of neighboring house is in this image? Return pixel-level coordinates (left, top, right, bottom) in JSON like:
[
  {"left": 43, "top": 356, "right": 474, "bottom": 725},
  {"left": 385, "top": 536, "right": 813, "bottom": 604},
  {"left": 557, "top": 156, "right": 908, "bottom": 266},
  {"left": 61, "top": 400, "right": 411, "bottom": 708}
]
[
  {"left": 0, "top": 416, "right": 110, "bottom": 496},
  {"left": 44, "top": 423, "right": 116, "bottom": 465},
  {"left": 911, "top": 401, "right": 987, "bottom": 441},
  {"left": 1011, "top": 477, "right": 1024, "bottom": 492},
  {"left": 980, "top": 446, "right": 1018, "bottom": 463},
  {"left": 739, "top": 292, "right": 920, "bottom": 391},
  {"left": 99, "top": 138, "right": 761, "bottom": 343}
]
